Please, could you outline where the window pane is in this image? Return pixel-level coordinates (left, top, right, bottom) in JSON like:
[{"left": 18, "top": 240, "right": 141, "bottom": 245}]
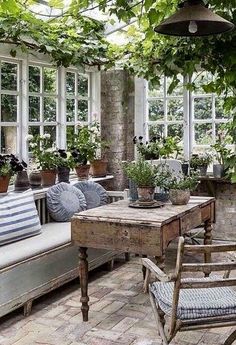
[
  {"left": 166, "top": 76, "right": 183, "bottom": 96},
  {"left": 1, "top": 126, "right": 17, "bottom": 153},
  {"left": 78, "top": 100, "right": 88, "bottom": 121},
  {"left": 29, "top": 66, "right": 40, "bottom": 93},
  {"left": 44, "top": 68, "right": 56, "bottom": 93},
  {"left": 29, "top": 126, "right": 40, "bottom": 137},
  {"left": 29, "top": 96, "right": 40, "bottom": 122},
  {"left": 66, "top": 99, "right": 75, "bottom": 122},
  {"left": 1, "top": 62, "right": 17, "bottom": 91},
  {"left": 167, "top": 99, "right": 183, "bottom": 121},
  {"left": 167, "top": 124, "right": 183, "bottom": 139},
  {"left": 66, "top": 125, "right": 75, "bottom": 145},
  {"left": 148, "top": 77, "right": 164, "bottom": 97},
  {"left": 44, "top": 97, "right": 56, "bottom": 122},
  {"left": 148, "top": 100, "right": 164, "bottom": 121},
  {"left": 78, "top": 74, "right": 88, "bottom": 97},
  {"left": 193, "top": 72, "right": 212, "bottom": 93},
  {"left": 194, "top": 123, "right": 213, "bottom": 145},
  {"left": 44, "top": 126, "right": 56, "bottom": 144},
  {"left": 149, "top": 124, "right": 164, "bottom": 138},
  {"left": 66, "top": 72, "right": 75, "bottom": 94},
  {"left": 215, "top": 123, "right": 232, "bottom": 143},
  {"left": 1, "top": 95, "right": 17, "bottom": 122},
  {"left": 215, "top": 98, "right": 229, "bottom": 119},
  {"left": 194, "top": 97, "right": 212, "bottom": 120}
]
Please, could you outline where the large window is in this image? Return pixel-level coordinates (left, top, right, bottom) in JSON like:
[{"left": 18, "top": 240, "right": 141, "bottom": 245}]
[
  {"left": 0, "top": 60, "right": 20, "bottom": 155},
  {"left": 140, "top": 72, "right": 231, "bottom": 158},
  {"left": 0, "top": 55, "right": 99, "bottom": 162}
]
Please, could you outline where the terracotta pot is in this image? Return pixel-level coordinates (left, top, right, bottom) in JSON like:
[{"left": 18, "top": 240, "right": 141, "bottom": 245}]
[
  {"left": 14, "top": 171, "right": 30, "bottom": 191},
  {"left": 58, "top": 166, "right": 70, "bottom": 183},
  {"left": 75, "top": 164, "right": 90, "bottom": 180},
  {"left": 29, "top": 171, "right": 42, "bottom": 188},
  {"left": 0, "top": 175, "right": 10, "bottom": 193},
  {"left": 169, "top": 189, "right": 190, "bottom": 205},
  {"left": 40, "top": 170, "right": 57, "bottom": 187},
  {"left": 137, "top": 186, "right": 155, "bottom": 202},
  {"left": 89, "top": 160, "right": 107, "bottom": 177}
]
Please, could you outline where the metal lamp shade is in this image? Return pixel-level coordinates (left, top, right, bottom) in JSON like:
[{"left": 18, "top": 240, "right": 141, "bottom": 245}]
[{"left": 155, "top": 0, "right": 235, "bottom": 37}]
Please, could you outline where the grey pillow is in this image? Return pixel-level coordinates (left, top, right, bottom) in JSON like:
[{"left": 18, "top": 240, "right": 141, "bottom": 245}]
[
  {"left": 74, "top": 181, "right": 108, "bottom": 209},
  {"left": 46, "top": 182, "right": 87, "bottom": 222}
]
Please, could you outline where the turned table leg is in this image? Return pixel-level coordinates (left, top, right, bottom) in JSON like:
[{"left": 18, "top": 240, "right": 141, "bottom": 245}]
[
  {"left": 204, "top": 219, "right": 213, "bottom": 275},
  {"left": 79, "top": 247, "right": 89, "bottom": 322}
]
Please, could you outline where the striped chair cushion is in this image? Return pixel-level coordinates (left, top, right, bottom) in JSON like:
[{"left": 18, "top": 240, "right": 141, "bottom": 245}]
[
  {"left": 0, "top": 191, "right": 41, "bottom": 245},
  {"left": 150, "top": 278, "right": 236, "bottom": 320}
]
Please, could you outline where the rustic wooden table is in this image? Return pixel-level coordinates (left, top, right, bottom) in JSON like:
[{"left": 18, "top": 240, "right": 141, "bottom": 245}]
[{"left": 71, "top": 196, "right": 215, "bottom": 321}]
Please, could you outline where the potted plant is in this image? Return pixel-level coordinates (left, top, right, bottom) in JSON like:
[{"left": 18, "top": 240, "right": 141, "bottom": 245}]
[
  {"left": 123, "top": 157, "right": 159, "bottom": 202},
  {"left": 190, "top": 153, "right": 212, "bottom": 176},
  {"left": 133, "top": 135, "right": 182, "bottom": 160},
  {"left": 68, "top": 124, "right": 99, "bottom": 180},
  {"left": 211, "top": 140, "right": 232, "bottom": 178},
  {"left": 28, "top": 133, "right": 58, "bottom": 186},
  {"left": 56, "top": 149, "right": 74, "bottom": 183},
  {"left": 165, "top": 172, "right": 199, "bottom": 205},
  {"left": 0, "top": 154, "right": 13, "bottom": 193},
  {"left": 13, "top": 157, "right": 29, "bottom": 191}
]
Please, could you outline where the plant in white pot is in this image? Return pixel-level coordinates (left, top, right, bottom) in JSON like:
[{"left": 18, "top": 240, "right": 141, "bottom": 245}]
[
  {"left": 123, "top": 158, "right": 159, "bottom": 203},
  {"left": 165, "top": 172, "right": 199, "bottom": 205}
]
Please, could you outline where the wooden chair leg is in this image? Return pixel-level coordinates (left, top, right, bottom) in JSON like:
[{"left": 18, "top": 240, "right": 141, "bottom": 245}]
[
  {"left": 149, "top": 291, "right": 169, "bottom": 345},
  {"left": 106, "top": 259, "right": 114, "bottom": 271},
  {"left": 24, "top": 300, "right": 33, "bottom": 317},
  {"left": 224, "top": 329, "right": 236, "bottom": 345}
]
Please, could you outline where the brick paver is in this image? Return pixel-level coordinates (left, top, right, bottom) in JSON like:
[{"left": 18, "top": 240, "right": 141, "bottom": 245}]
[{"left": 0, "top": 247, "right": 235, "bottom": 345}]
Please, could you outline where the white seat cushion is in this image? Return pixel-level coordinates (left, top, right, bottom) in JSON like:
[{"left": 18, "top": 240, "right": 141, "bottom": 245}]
[{"left": 0, "top": 222, "right": 71, "bottom": 269}]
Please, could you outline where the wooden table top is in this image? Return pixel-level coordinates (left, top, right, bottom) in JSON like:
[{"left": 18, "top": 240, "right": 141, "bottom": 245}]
[{"left": 73, "top": 196, "right": 215, "bottom": 227}]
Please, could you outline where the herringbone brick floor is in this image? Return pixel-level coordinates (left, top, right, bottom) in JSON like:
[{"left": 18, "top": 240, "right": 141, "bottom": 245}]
[{"left": 0, "top": 244, "right": 235, "bottom": 345}]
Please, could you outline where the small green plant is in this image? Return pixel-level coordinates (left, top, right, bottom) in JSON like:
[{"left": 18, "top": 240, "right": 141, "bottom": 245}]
[
  {"left": 133, "top": 135, "right": 182, "bottom": 160},
  {"left": 190, "top": 153, "right": 212, "bottom": 170},
  {"left": 211, "top": 141, "right": 232, "bottom": 166},
  {"left": 27, "top": 133, "right": 58, "bottom": 170},
  {"left": 165, "top": 173, "right": 199, "bottom": 191},
  {"left": 123, "top": 158, "right": 159, "bottom": 187},
  {"left": 68, "top": 122, "right": 109, "bottom": 165},
  {"left": 56, "top": 149, "right": 74, "bottom": 169}
]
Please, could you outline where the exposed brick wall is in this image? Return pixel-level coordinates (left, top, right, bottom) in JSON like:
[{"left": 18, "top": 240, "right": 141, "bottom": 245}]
[
  {"left": 101, "top": 70, "right": 135, "bottom": 191},
  {"left": 196, "top": 180, "right": 236, "bottom": 241}
]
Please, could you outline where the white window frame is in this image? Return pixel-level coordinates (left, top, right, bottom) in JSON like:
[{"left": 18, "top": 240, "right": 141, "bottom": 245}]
[{"left": 0, "top": 51, "right": 101, "bottom": 163}]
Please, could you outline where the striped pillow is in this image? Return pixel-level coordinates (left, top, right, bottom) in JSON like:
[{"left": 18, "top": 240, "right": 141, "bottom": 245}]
[{"left": 0, "top": 191, "right": 41, "bottom": 245}]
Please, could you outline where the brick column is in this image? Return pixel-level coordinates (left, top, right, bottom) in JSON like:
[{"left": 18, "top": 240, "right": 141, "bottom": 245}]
[{"left": 101, "top": 70, "right": 135, "bottom": 191}]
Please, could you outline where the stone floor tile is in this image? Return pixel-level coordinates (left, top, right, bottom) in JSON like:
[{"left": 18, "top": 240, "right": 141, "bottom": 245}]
[
  {"left": 102, "top": 301, "right": 125, "bottom": 314},
  {"left": 96, "top": 314, "right": 124, "bottom": 330},
  {"left": 111, "top": 317, "right": 138, "bottom": 332}
]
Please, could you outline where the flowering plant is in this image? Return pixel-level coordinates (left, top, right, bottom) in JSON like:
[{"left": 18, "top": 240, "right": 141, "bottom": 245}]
[
  {"left": 133, "top": 135, "right": 181, "bottom": 160},
  {"left": 0, "top": 154, "right": 27, "bottom": 176},
  {"left": 68, "top": 122, "right": 109, "bottom": 165},
  {"left": 56, "top": 149, "right": 74, "bottom": 169},
  {"left": 27, "top": 134, "right": 57, "bottom": 170}
]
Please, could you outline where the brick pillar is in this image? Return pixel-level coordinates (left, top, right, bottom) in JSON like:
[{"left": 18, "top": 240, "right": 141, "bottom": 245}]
[{"left": 101, "top": 70, "right": 135, "bottom": 191}]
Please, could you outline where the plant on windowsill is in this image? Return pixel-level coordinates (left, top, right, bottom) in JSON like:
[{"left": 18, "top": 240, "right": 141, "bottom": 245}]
[
  {"left": 27, "top": 133, "right": 58, "bottom": 187},
  {"left": 211, "top": 137, "right": 232, "bottom": 179},
  {"left": 133, "top": 134, "right": 182, "bottom": 160},
  {"left": 0, "top": 154, "right": 28, "bottom": 193},
  {"left": 164, "top": 172, "right": 199, "bottom": 205},
  {"left": 190, "top": 153, "right": 212, "bottom": 176},
  {"left": 56, "top": 149, "right": 75, "bottom": 184}
]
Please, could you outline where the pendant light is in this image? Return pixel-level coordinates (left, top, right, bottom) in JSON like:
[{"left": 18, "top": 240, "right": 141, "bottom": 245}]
[{"left": 154, "top": 0, "right": 235, "bottom": 37}]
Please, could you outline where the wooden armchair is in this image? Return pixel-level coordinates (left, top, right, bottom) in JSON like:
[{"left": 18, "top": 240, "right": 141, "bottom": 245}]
[{"left": 142, "top": 237, "right": 236, "bottom": 345}]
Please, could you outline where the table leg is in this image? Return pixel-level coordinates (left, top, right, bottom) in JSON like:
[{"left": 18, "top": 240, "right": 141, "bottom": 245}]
[
  {"left": 79, "top": 247, "right": 89, "bottom": 322},
  {"left": 142, "top": 255, "right": 147, "bottom": 280},
  {"left": 204, "top": 219, "right": 213, "bottom": 274}
]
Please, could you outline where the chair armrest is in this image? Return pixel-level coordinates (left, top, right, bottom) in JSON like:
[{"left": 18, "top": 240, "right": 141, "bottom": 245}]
[{"left": 142, "top": 258, "right": 173, "bottom": 282}]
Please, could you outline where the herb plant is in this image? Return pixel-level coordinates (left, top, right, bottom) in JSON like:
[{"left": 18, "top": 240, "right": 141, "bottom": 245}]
[
  {"left": 28, "top": 134, "right": 57, "bottom": 170},
  {"left": 123, "top": 158, "right": 159, "bottom": 187}
]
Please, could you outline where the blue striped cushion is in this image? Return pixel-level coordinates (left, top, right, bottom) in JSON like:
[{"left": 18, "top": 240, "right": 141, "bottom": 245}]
[{"left": 0, "top": 191, "right": 41, "bottom": 245}]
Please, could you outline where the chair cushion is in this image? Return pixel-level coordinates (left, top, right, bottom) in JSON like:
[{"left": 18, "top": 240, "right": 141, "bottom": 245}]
[
  {"left": 150, "top": 278, "right": 236, "bottom": 320},
  {"left": 0, "top": 222, "right": 70, "bottom": 269},
  {"left": 0, "top": 190, "right": 41, "bottom": 246},
  {"left": 46, "top": 182, "right": 87, "bottom": 222},
  {"left": 74, "top": 181, "right": 108, "bottom": 209}
]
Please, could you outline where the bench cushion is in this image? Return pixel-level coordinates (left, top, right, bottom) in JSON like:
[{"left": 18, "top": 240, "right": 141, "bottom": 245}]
[
  {"left": 0, "top": 222, "right": 70, "bottom": 269},
  {"left": 74, "top": 181, "right": 108, "bottom": 209},
  {"left": 46, "top": 182, "right": 87, "bottom": 222},
  {"left": 0, "top": 191, "right": 41, "bottom": 246}
]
